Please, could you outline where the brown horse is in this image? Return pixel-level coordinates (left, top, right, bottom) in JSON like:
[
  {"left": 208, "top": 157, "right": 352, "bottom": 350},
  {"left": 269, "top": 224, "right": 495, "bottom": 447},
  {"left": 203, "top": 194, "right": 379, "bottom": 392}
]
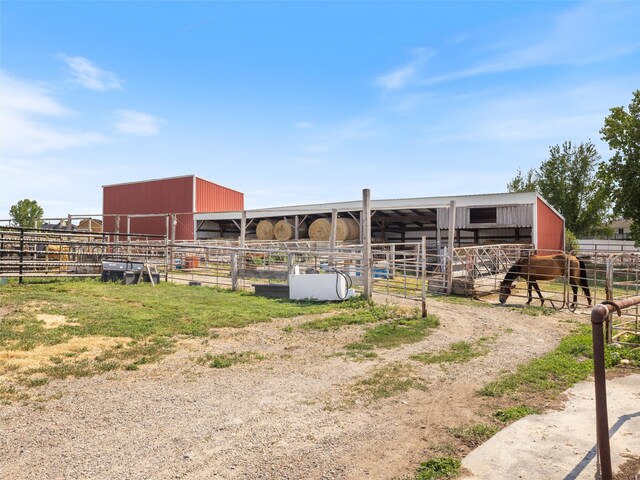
[{"left": 499, "top": 253, "right": 592, "bottom": 310}]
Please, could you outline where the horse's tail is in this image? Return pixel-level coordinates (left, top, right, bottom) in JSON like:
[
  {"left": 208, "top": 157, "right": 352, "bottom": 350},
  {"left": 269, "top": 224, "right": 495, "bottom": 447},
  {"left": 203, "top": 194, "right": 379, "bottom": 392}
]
[{"left": 578, "top": 258, "right": 592, "bottom": 305}]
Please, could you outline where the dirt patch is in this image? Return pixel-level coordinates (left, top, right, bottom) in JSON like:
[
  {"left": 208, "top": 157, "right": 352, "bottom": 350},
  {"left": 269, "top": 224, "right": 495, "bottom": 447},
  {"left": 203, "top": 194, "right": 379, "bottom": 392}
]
[
  {"left": 0, "top": 336, "right": 130, "bottom": 371},
  {"left": 35, "top": 313, "right": 79, "bottom": 329},
  {"left": 615, "top": 455, "right": 640, "bottom": 480},
  {"left": 0, "top": 295, "right": 588, "bottom": 480}
]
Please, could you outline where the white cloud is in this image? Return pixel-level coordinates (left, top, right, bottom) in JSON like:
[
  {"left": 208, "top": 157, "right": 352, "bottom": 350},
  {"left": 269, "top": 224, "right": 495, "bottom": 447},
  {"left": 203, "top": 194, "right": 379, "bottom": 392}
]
[
  {"left": 303, "top": 117, "right": 377, "bottom": 154},
  {"left": 0, "top": 73, "right": 68, "bottom": 115},
  {"left": 114, "top": 110, "right": 163, "bottom": 136},
  {"left": 0, "top": 157, "right": 105, "bottom": 218},
  {"left": 0, "top": 71, "right": 107, "bottom": 155},
  {"left": 421, "top": 2, "right": 639, "bottom": 86},
  {"left": 375, "top": 48, "right": 434, "bottom": 91},
  {"left": 60, "top": 54, "right": 123, "bottom": 91},
  {"left": 295, "top": 121, "right": 314, "bottom": 129}
]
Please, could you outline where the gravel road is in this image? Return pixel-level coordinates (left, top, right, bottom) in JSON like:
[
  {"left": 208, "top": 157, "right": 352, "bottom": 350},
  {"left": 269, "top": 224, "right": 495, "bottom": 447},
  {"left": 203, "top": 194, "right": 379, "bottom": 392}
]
[{"left": 0, "top": 297, "right": 581, "bottom": 479}]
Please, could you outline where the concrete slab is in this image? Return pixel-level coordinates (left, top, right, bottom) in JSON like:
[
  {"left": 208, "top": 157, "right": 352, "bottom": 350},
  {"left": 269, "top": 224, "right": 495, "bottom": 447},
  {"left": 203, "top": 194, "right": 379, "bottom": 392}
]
[{"left": 461, "top": 374, "right": 640, "bottom": 480}]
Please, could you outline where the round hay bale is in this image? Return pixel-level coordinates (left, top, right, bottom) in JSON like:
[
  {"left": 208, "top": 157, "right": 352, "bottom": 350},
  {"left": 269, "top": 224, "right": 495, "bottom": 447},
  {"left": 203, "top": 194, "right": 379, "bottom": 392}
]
[
  {"left": 256, "top": 219, "right": 276, "bottom": 240},
  {"left": 274, "top": 220, "right": 308, "bottom": 241},
  {"left": 335, "top": 218, "right": 350, "bottom": 241},
  {"left": 309, "top": 218, "right": 354, "bottom": 241},
  {"left": 309, "top": 218, "right": 331, "bottom": 241},
  {"left": 343, "top": 218, "right": 360, "bottom": 240}
]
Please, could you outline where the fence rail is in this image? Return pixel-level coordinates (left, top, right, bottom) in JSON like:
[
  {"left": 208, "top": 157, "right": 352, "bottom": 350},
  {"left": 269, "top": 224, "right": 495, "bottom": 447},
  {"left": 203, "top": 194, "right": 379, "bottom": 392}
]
[
  {"left": 2, "top": 227, "right": 639, "bottom": 346},
  {"left": 0, "top": 227, "right": 167, "bottom": 281}
]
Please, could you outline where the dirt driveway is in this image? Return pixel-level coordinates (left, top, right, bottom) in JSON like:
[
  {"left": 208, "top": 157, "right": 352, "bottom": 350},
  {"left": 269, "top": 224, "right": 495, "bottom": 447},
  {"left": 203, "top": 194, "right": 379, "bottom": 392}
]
[{"left": 0, "top": 296, "right": 581, "bottom": 480}]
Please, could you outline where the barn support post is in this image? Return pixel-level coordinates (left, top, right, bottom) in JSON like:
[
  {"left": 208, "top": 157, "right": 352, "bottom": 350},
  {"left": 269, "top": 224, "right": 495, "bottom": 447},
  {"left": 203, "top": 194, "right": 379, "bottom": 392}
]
[
  {"left": 294, "top": 215, "right": 299, "bottom": 241},
  {"left": 362, "top": 189, "right": 372, "bottom": 299},
  {"left": 230, "top": 251, "right": 238, "bottom": 291},
  {"left": 115, "top": 215, "right": 120, "bottom": 245},
  {"left": 170, "top": 214, "right": 177, "bottom": 273},
  {"left": 329, "top": 209, "right": 338, "bottom": 267},
  {"left": 164, "top": 215, "right": 170, "bottom": 281},
  {"left": 239, "top": 211, "right": 247, "bottom": 272},
  {"left": 240, "top": 211, "right": 246, "bottom": 249},
  {"left": 287, "top": 253, "right": 294, "bottom": 277},
  {"left": 446, "top": 201, "right": 456, "bottom": 294}
]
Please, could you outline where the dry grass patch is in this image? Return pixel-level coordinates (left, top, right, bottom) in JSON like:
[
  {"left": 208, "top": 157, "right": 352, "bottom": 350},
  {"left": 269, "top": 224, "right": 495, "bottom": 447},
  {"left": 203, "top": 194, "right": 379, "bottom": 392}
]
[
  {"left": 36, "top": 313, "right": 79, "bottom": 329},
  {"left": 0, "top": 336, "right": 129, "bottom": 371},
  {"left": 350, "top": 362, "right": 427, "bottom": 402}
]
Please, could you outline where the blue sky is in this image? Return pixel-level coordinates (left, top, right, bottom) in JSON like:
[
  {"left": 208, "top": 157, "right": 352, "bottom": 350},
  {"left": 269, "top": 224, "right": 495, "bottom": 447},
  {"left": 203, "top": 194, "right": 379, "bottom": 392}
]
[{"left": 1, "top": 1, "right": 639, "bottom": 218}]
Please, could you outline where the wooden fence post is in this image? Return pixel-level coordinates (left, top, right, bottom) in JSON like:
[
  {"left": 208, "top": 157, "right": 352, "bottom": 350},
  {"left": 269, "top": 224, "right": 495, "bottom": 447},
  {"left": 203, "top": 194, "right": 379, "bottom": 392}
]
[
  {"left": 230, "top": 251, "right": 238, "bottom": 291},
  {"left": 19, "top": 228, "right": 24, "bottom": 284},
  {"left": 421, "top": 236, "right": 427, "bottom": 317},
  {"left": 363, "top": 189, "right": 372, "bottom": 299},
  {"left": 329, "top": 209, "right": 338, "bottom": 267},
  {"left": 446, "top": 200, "right": 456, "bottom": 294}
]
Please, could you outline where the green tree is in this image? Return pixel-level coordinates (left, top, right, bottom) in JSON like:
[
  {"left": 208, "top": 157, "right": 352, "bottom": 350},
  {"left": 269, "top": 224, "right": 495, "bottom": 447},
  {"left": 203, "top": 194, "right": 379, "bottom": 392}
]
[
  {"left": 507, "top": 168, "right": 538, "bottom": 192},
  {"left": 600, "top": 89, "right": 640, "bottom": 244},
  {"left": 506, "top": 141, "right": 611, "bottom": 238},
  {"left": 538, "top": 141, "right": 611, "bottom": 237},
  {"left": 9, "top": 199, "right": 44, "bottom": 228}
]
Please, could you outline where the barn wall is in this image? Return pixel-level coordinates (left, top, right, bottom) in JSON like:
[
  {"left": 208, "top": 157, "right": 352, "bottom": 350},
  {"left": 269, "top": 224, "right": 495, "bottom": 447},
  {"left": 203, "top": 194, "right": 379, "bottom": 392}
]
[
  {"left": 104, "top": 176, "right": 244, "bottom": 241},
  {"left": 110, "top": 213, "right": 194, "bottom": 241},
  {"left": 437, "top": 204, "right": 533, "bottom": 229},
  {"left": 103, "top": 176, "right": 195, "bottom": 240},
  {"left": 536, "top": 197, "right": 564, "bottom": 251},
  {"left": 195, "top": 178, "right": 244, "bottom": 212}
]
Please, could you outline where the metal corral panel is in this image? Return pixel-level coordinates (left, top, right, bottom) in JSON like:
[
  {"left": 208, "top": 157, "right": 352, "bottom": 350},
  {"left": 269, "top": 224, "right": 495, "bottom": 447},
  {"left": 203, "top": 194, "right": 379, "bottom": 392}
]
[
  {"left": 108, "top": 213, "right": 194, "bottom": 240},
  {"left": 437, "top": 204, "right": 533, "bottom": 229},
  {"left": 195, "top": 177, "right": 244, "bottom": 212},
  {"left": 536, "top": 197, "right": 564, "bottom": 251}
]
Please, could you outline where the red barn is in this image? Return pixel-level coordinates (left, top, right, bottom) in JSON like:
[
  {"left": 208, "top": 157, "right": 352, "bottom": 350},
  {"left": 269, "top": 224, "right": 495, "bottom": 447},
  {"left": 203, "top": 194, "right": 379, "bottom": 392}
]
[{"left": 103, "top": 175, "right": 244, "bottom": 240}]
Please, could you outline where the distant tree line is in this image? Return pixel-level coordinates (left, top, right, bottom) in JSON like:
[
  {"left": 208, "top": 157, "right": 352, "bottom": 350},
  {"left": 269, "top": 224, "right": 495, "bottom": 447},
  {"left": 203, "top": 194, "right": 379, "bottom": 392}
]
[{"left": 508, "top": 89, "right": 640, "bottom": 245}]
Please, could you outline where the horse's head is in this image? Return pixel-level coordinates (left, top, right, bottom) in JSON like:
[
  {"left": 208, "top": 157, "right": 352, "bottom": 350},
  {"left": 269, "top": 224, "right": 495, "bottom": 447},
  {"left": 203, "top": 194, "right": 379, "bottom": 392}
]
[
  {"left": 498, "top": 283, "right": 511, "bottom": 304},
  {"left": 498, "top": 263, "right": 521, "bottom": 305}
]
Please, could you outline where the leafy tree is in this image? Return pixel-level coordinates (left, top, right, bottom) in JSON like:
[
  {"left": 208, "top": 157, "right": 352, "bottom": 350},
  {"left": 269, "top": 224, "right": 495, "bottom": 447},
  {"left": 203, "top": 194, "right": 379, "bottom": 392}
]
[
  {"left": 600, "top": 90, "right": 640, "bottom": 244},
  {"left": 506, "top": 141, "right": 611, "bottom": 238},
  {"left": 507, "top": 168, "right": 538, "bottom": 193},
  {"left": 564, "top": 229, "right": 579, "bottom": 253},
  {"left": 9, "top": 199, "right": 44, "bottom": 228}
]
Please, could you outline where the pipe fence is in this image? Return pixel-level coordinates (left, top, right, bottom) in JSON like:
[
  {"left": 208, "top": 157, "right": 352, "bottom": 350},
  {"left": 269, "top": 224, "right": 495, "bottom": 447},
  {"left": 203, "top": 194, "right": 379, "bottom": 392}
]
[{"left": 0, "top": 227, "right": 167, "bottom": 282}]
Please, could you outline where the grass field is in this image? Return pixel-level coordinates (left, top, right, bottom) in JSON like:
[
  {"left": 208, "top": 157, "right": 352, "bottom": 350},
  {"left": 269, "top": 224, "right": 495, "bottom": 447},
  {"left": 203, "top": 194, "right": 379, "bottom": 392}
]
[{"left": 0, "top": 279, "right": 376, "bottom": 401}]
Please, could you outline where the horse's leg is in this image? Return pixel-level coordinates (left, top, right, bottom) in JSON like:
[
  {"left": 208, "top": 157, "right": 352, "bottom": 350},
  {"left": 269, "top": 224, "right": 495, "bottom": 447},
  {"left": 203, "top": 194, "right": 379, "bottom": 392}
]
[
  {"left": 532, "top": 281, "right": 544, "bottom": 306},
  {"left": 526, "top": 282, "right": 532, "bottom": 305},
  {"left": 570, "top": 282, "right": 578, "bottom": 310}
]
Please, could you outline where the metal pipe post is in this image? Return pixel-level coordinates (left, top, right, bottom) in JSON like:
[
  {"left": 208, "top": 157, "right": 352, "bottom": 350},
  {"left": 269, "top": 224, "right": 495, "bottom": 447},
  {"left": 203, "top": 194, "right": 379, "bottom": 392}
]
[{"left": 591, "top": 304, "right": 612, "bottom": 480}]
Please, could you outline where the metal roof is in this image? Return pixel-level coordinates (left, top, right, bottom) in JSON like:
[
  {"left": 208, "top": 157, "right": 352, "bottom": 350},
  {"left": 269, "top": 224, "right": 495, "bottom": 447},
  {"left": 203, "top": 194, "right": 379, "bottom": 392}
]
[
  {"left": 102, "top": 175, "right": 244, "bottom": 195},
  {"left": 194, "top": 191, "right": 546, "bottom": 221}
]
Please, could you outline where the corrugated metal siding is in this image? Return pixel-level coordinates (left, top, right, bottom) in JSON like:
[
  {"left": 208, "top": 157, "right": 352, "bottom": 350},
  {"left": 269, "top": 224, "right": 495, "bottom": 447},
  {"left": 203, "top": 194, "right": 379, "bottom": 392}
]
[
  {"left": 196, "top": 178, "right": 244, "bottom": 212},
  {"left": 104, "top": 177, "right": 194, "bottom": 215},
  {"left": 106, "top": 213, "right": 194, "bottom": 240},
  {"left": 536, "top": 198, "right": 564, "bottom": 251},
  {"left": 437, "top": 204, "right": 533, "bottom": 228},
  {"left": 103, "top": 177, "right": 195, "bottom": 240}
]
